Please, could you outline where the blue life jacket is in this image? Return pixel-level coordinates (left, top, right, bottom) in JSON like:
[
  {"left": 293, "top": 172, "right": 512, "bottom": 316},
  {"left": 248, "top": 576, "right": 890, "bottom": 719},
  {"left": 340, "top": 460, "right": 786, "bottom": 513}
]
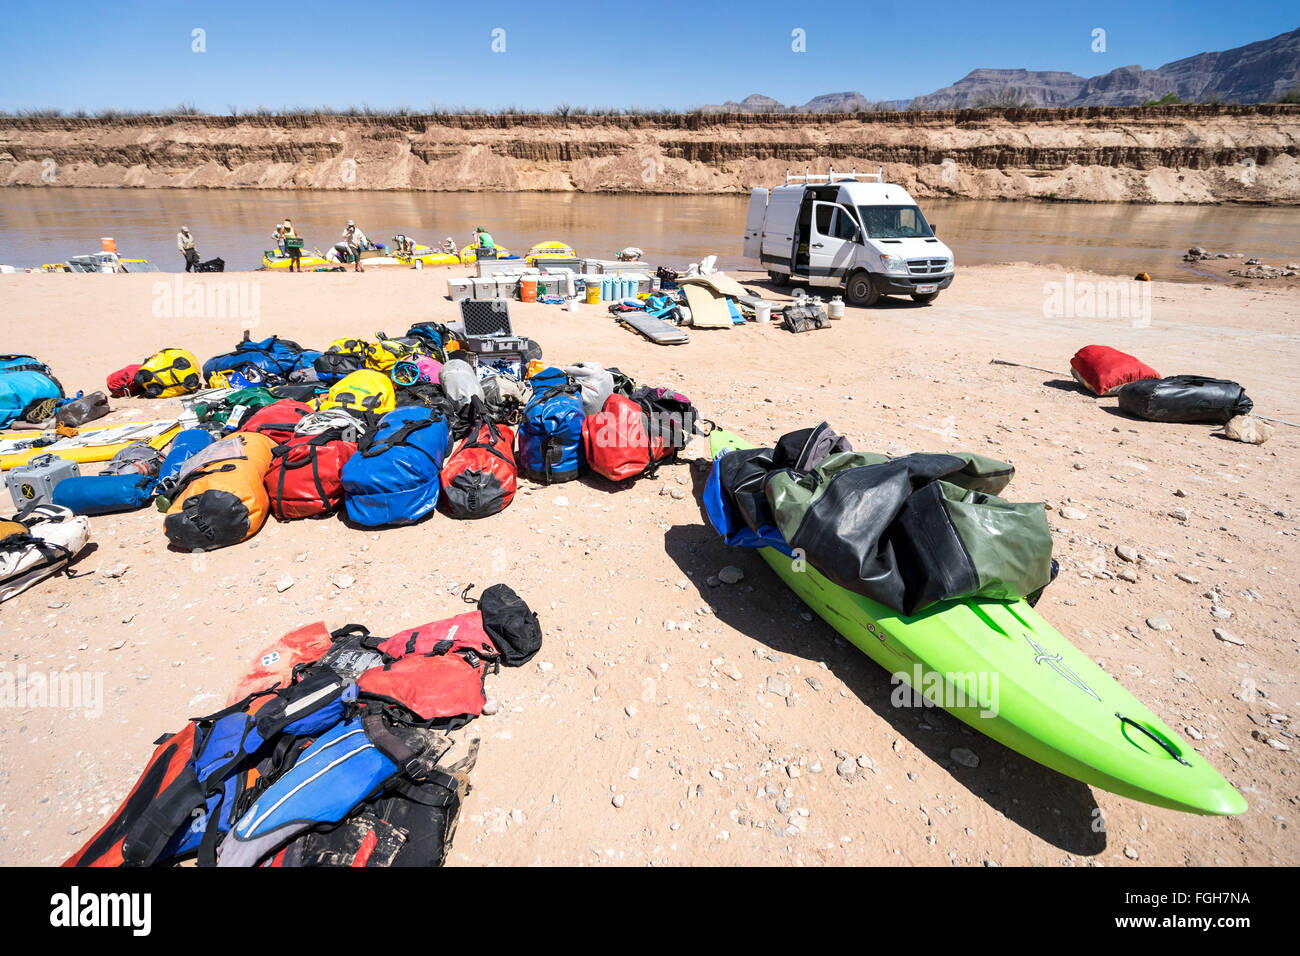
[
  {"left": 219, "top": 715, "right": 396, "bottom": 867},
  {"left": 120, "top": 671, "right": 354, "bottom": 867},
  {"left": 341, "top": 406, "right": 449, "bottom": 526},
  {"left": 517, "top": 368, "right": 584, "bottom": 484}
]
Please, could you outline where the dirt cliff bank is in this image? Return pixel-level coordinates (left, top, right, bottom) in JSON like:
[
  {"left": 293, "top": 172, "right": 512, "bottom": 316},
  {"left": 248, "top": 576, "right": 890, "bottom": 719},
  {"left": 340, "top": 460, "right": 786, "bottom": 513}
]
[{"left": 2, "top": 105, "right": 1298, "bottom": 203}]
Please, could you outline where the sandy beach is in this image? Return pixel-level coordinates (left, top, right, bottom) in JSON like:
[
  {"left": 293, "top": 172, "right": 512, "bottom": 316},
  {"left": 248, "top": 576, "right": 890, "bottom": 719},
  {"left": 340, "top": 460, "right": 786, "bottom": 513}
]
[{"left": 1, "top": 263, "right": 1297, "bottom": 867}]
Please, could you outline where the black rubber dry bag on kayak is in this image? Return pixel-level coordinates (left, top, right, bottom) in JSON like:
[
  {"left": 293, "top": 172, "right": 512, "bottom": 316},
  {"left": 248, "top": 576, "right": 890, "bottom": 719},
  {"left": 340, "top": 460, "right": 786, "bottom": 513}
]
[{"left": 1117, "top": 375, "right": 1253, "bottom": 425}]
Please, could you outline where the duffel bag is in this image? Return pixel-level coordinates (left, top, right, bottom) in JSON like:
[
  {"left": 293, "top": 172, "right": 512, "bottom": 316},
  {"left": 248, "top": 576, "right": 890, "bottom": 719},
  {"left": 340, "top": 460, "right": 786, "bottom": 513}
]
[
  {"left": 164, "top": 432, "right": 275, "bottom": 550},
  {"left": 516, "top": 367, "right": 584, "bottom": 484},
  {"left": 106, "top": 364, "right": 143, "bottom": 397},
  {"left": 341, "top": 406, "right": 450, "bottom": 527},
  {"left": 1117, "top": 374, "right": 1253, "bottom": 424},
  {"left": 440, "top": 409, "right": 516, "bottom": 519},
  {"left": 134, "top": 348, "right": 202, "bottom": 398},
  {"left": 238, "top": 398, "right": 314, "bottom": 444},
  {"left": 314, "top": 337, "right": 373, "bottom": 385},
  {"left": 1070, "top": 345, "right": 1161, "bottom": 396},
  {"left": 56, "top": 391, "right": 110, "bottom": 427},
  {"left": 582, "top": 393, "right": 669, "bottom": 482},
  {"left": 1, "top": 504, "right": 90, "bottom": 603},
  {"left": 0, "top": 354, "right": 64, "bottom": 427},
  {"left": 265, "top": 431, "right": 358, "bottom": 520},
  {"left": 52, "top": 473, "right": 156, "bottom": 516},
  {"left": 317, "top": 369, "right": 396, "bottom": 417}
]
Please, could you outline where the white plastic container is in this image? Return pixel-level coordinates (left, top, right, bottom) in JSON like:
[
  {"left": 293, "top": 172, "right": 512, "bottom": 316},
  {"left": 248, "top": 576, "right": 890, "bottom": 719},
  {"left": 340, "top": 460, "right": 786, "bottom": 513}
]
[
  {"left": 755, "top": 301, "right": 772, "bottom": 324},
  {"left": 828, "top": 295, "right": 845, "bottom": 319}
]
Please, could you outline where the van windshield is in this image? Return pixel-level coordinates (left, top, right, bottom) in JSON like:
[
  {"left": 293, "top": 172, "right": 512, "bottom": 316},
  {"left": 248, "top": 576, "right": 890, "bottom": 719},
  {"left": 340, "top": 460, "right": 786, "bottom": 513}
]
[{"left": 856, "top": 205, "right": 934, "bottom": 239}]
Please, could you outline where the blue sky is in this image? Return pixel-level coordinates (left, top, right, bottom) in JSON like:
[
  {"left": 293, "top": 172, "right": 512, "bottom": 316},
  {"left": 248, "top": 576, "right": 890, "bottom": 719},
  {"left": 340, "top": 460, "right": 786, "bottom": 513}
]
[{"left": 1, "top": 1, "right": 1295, "bottom": 113}]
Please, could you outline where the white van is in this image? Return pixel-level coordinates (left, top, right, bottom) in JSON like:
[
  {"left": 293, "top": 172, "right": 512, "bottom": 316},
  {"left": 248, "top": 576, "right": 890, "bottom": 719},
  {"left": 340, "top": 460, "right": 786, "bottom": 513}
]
[{"left": 744, "top": 168, "right": 954, "bottom": 306}]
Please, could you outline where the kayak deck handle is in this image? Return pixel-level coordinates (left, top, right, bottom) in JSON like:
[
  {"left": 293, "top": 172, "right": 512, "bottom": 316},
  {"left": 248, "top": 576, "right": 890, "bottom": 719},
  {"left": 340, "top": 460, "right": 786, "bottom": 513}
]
[{"left": 1116, "top": 712, "right": 1191, "bottom": 766}]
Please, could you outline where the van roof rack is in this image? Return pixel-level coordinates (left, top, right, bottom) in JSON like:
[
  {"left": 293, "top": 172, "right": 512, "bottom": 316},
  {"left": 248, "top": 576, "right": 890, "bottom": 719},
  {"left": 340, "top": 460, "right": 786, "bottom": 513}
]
[{"left": 784, "top": 165, "right": 885, "bottom": 186}]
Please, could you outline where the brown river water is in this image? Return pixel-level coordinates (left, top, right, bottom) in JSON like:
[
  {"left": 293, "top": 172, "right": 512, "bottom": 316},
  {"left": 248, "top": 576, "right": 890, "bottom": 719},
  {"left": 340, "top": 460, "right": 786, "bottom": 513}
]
[{"left": 1, "top": 189, "right": 1297, "bottom": 280}]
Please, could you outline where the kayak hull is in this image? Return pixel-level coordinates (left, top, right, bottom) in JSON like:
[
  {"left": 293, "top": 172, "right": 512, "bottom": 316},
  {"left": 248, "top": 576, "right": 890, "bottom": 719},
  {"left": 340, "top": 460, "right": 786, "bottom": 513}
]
[{"left": 708, "top": 428, "right": 1246, "bottom": 816}]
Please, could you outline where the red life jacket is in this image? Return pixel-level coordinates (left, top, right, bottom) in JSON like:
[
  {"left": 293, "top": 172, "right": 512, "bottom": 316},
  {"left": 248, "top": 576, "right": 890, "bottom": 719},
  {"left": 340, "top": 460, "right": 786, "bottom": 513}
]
[
  {"left": 238, "top": 399, "right": 314, "bottom": 445},
  {"left": 359, "top": 612, "right": 502, "bottom": 724},
  {"left": 226, "top": 621, "right": 334, "bottom": 705},
  {"left": 357, "top": 653, "right": 489, "bottom": 725},
  {"left": 106, "top": 364, "right": 143, "bottom": 397},
  {"left": 440, "top": 419, "right": 517, "bottom": 518},
  {"left": 582, "top": 393, "right": 670, "bottom": 482},
  {"left": 63, "top": 722, "right": 198, "bottom": 867},
  {"left": 265, "top": 432, "right": 357, "bottom": 520},
  {"left": 376, "top": 610, "right": 500, "bottom": 661}
]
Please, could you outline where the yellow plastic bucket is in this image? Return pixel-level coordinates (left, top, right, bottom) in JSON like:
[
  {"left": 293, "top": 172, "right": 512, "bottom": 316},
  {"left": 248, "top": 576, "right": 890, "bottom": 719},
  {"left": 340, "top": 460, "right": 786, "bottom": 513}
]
[{"left": 585, "top": 283, "right": 601, "bottom": 305}]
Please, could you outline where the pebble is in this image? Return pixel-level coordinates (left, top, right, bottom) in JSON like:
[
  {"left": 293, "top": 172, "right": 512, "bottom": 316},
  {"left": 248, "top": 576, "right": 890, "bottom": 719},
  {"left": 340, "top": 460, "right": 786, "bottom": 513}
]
[
  {"left": 1168, "top": 509, "right": 1190, "bottom": 521},
  {"left": 1117, "top": 569, "right": 1138, "bottom": 583},
  {"left": 624, "top": 704, "right": 638, "bottom": 718},
  {"left": 1212, "top": 628, "right": 1245, "bottom": 646},
  {"left": 482, "top": 699, "right": 501, "bottom": 715},
  {"left": 766, "top": 675, "right": 791, "bottom": 697},
  {"left": 275, "top": 575, "right": 294, "bottom": 593},
  {"left": 612, "top": 794, "right": 625, "bottom": 809},
  {"left": 1115, "top": 545, "right": 1139, "bottom": 563},
  {"left": 1146, "top": 617, "right": 1172, "bottom": 631},
  {"left": 836, "top": 758, "right": 857, "bottom": 778},
  {"left": 950, "top": 747, "right": 980, "bottom": 768},
  {"left": 1211, "top": 607, "right": 1233, "bottom": 620},
  {"left": 331, "top": 573, "right": 354, "bottom": 590},
  {"left": 718, "top": 566, "right": 745, "bottom": 585},
  {"left": 102, "top": 562, "right": 130, "bottom": 579},
  {"left": 1124, "top": 845, "right": 1140, "bottom": 860},
  {"left": 1175, "top": 572, "right": 1200, "bottom": 585},
  {"left": 1059, "top": 507, "right": 1088, "bottom": 521}
]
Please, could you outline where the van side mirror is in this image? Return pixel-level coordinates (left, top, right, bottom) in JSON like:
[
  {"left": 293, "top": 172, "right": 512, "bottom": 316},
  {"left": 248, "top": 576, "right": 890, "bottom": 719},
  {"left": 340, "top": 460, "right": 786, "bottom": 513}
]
[{"left": 931, "top": 224, "right": 939, "bottom": 234}]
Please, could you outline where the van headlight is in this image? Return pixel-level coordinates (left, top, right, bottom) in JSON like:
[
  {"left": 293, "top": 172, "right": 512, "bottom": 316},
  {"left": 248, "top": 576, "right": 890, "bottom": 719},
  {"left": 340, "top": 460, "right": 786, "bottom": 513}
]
[{"left": 879, "top": 253, "right": 909, "bottom": 276}]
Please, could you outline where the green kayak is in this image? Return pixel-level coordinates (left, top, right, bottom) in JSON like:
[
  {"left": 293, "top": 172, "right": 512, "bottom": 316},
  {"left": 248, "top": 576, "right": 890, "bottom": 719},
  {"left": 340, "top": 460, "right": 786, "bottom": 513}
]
[{"left": 709, "top": 427, "right": 1246, "bottom": 816}]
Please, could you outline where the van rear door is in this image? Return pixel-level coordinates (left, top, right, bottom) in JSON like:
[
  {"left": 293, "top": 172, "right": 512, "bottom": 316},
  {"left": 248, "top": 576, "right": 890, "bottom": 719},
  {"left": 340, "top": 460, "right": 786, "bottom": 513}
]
[
  {"left": 759, "top": 187, "right": 802, "bottom": 271},
  {"left": 743, "top": 189, "right": 767, "bottom": 260}
]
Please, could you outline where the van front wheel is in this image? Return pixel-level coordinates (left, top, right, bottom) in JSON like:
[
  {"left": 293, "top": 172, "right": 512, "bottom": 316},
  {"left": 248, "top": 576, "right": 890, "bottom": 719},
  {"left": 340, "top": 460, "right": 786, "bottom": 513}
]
[{"left": 845, "top": 271, "right": 879, "bottom": 307}]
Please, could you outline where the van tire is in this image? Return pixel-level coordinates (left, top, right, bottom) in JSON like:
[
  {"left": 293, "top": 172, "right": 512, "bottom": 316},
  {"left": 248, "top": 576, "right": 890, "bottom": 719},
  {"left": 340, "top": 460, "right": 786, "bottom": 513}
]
[
  {"left": 845, "top": 271, "right": 879, "bottom": 307},
  {"left": 910, "top": 292, "right": 939, "bottom": 305},
  {"left": 768, "top": 271, "right": 790, "bottom": 287}
]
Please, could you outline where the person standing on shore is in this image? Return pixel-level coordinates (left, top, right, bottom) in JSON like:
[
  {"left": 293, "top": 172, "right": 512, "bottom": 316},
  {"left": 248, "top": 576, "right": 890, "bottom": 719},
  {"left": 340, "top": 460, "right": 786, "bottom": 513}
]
[
  {"left": 341, "top": 219, "right": 368, "bottom": 272},
  {"left": 177, "top": 225, "right": 199, "bottom": 272},
  {"left": 282, "top": 219, "right": 302, "bottom": 272}
]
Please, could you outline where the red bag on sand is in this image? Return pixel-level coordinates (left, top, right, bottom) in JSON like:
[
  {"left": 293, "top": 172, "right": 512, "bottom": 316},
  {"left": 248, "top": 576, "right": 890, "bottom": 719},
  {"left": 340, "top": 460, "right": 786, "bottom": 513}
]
[
  {"left": 107, "top": 364, "right": 143, "bottom": 397},
  {"left": 582, "top": 393, "right": 669, "bottom": 482},
  {"left": 226, "top": 621, "right": 334, "bottom": 705},
  {"left": 264, "top": 432, "right": 357, "bottom": 520},
  {"left": 1070, "top": 345, "right": 1161, "bottom": 396},
  {"left": 237, "top": 399, "right": 313, "bottom": 445}
]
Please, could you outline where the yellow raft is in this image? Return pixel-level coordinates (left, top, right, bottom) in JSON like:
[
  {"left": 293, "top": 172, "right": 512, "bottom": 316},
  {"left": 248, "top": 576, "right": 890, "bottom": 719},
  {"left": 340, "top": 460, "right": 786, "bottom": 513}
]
[
  {"left": 261, "top": 249, "right": 335, "bottom": 271},
  {"left": 0, "top": 419, "right": 183, "bottom": 470},
  {"left": 524, "top": 240, "right": 575, "bottom": 265}
]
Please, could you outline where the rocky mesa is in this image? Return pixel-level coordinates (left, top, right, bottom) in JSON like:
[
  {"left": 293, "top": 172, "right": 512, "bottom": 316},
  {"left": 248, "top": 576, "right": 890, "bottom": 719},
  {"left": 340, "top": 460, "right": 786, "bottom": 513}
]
[{"left": 1, "top": 104, "right": 1298, "bottom": 203}]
